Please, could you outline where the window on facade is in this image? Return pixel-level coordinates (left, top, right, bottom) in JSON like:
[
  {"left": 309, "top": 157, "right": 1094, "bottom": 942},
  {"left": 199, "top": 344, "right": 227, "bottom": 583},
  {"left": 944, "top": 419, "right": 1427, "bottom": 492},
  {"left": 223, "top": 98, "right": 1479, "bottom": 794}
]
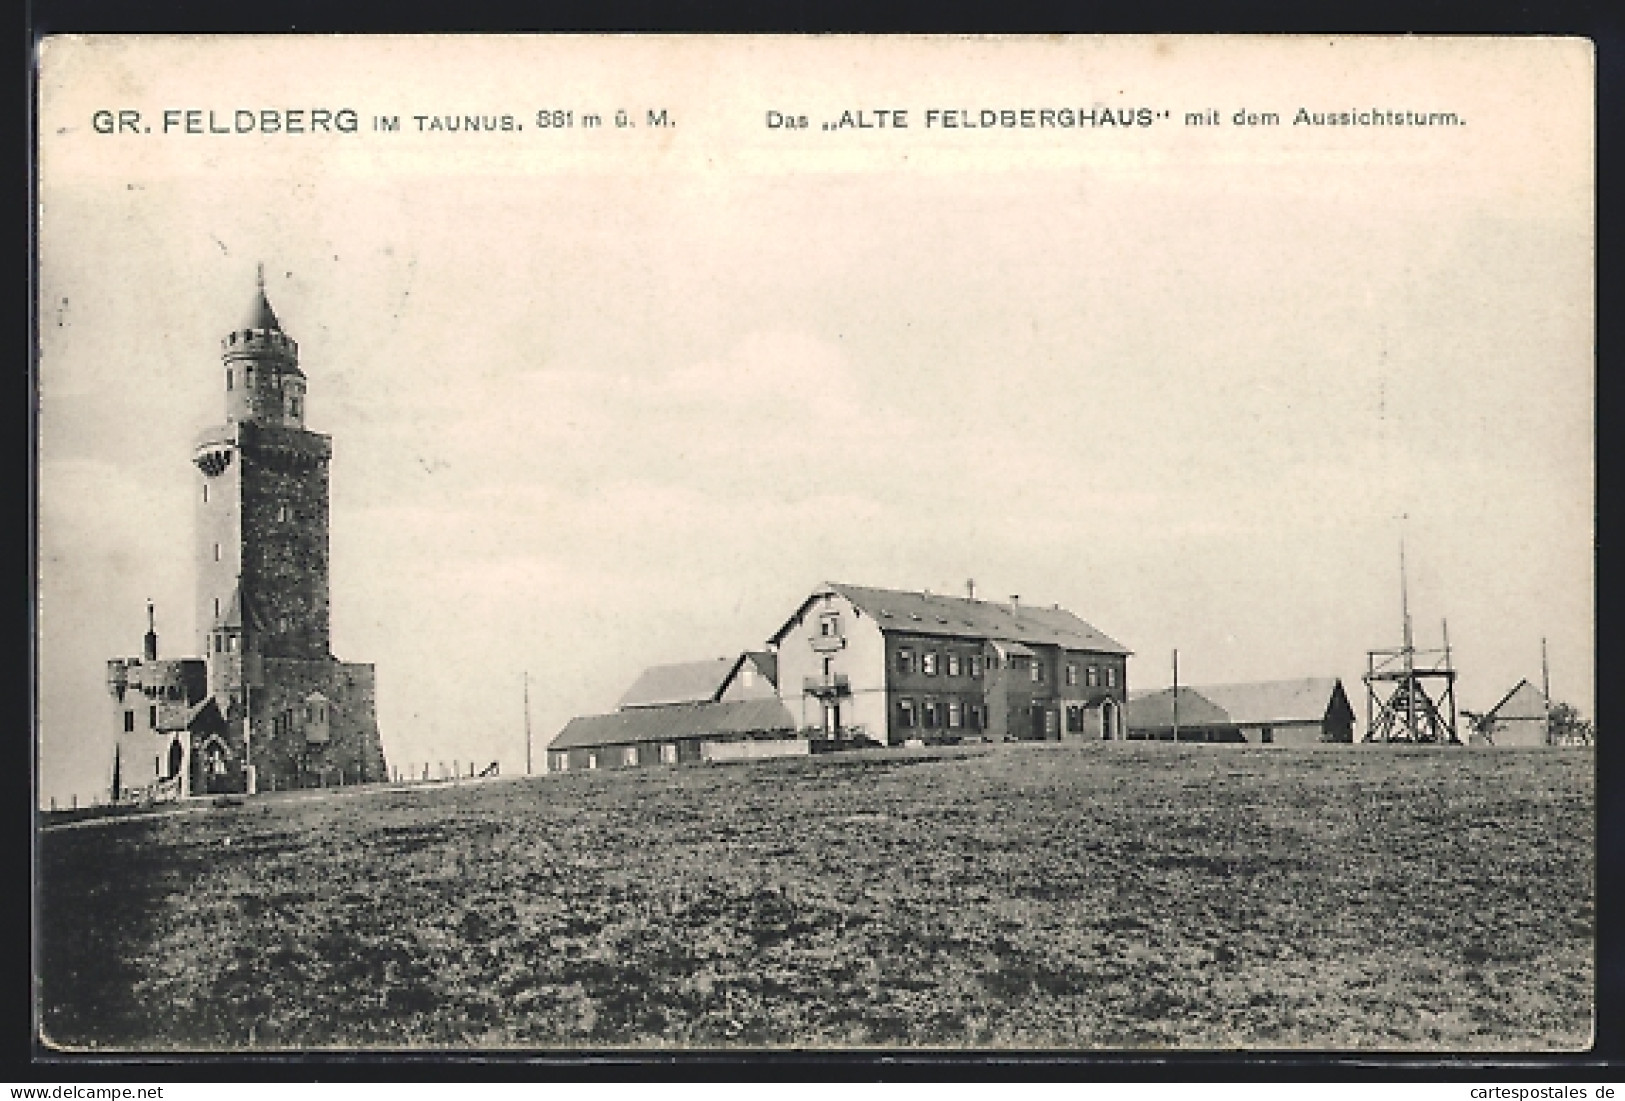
[
  {"left": 923, "top": 699, "right": 940, "bottom": 728},
  {"left": 660, "top": 743, "right": 678, "bottom": 765},
  {"left": 922, "top": 652, "right": 938, "bottom": 676},
  {"left": 1066, "top": 663, "right": 1078, "bottom": 686},
  {"left": 819, "top": 613, "right": 841, "bottom": 637},
  {"left": 621, "top": 746, "right": 638, "bottom": 767},
  {"left": 554, "top": 753, "right": 569, "bottom": 772},
  {"left": 1030, "top": 660, "right": 1042, "bottom": 684},
  {"left": 226, "top": 635, "right": 238, "bottom": 653},
  {"left": 948, "top": 701, "right": 963, "bottom": 728},
  {"left": 1087, "top": 666, "right": 1099, "bottom": 687},
  {"left": 1261, "top": 727, "right": 1274, "bottom": 745},
  {"left": 277, "top": 504, "right": 289, "bottom": 522},
  {"left": 1067, "top": 706, "right": 1083, "bottom": 732},
  {"left": 587, "top": 753, "right": 598, "bottom": 770},
  {"left": 970, "top": 654, "right": 984, "bottom": 677},
  {"left": 124, "top": 710, "right": 134, "bottom": 732},
  {"left": 213, "top": 543, "right": 222, "bottom": 562},
  {"left": 148, "top": 705, "right": 157, "bottom": 728},
  {"left": 947, "top": 654, "right": 961, "bottom": 677},
  {"left": 1044, "top": 709, "right": 1058, "bottom": 735},
  {"left": 213, "top": 597, "right": 220, "bottom": 619},
  {"left": 1107, "top": 667, "right": 1118, "bottom": 688},
  {"left": 896, "top": 649, "right": 912, "bottom": 674},
  {"left": 226, "top": 368, "right": 233, "bottom": 391},
  {"left": 967, "top": 704, "right": 982, "bottom": 730},
  {"left": 741, "top": 667, "right": 756, "bottom": 688},
  {"left": 898, "top": 699, "right": 916, "bottom": 728},
  {"left": 291, "top": 397, "right": 302, "bottom": 418}
]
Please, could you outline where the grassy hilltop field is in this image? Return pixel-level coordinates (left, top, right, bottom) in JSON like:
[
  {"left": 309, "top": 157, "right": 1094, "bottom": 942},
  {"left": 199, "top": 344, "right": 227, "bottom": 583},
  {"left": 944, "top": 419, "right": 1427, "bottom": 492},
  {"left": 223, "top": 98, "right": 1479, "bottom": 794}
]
[{"left": 38, "top": 742, "right": 1593, "bottom": 1051}]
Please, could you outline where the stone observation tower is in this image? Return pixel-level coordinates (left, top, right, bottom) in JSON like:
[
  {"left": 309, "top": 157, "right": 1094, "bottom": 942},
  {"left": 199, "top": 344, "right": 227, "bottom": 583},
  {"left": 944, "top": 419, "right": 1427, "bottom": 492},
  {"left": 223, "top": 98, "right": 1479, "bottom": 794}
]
[{"left": 106, "top": 269, "right": 388, "bottom": 799}]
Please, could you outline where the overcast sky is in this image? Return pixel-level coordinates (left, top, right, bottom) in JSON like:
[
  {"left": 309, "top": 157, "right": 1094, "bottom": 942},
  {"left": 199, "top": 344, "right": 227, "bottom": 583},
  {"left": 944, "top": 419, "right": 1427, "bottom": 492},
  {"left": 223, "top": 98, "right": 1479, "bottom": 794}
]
[{"left": 37, "top": 37, "right": 1593, "bottom": 804}]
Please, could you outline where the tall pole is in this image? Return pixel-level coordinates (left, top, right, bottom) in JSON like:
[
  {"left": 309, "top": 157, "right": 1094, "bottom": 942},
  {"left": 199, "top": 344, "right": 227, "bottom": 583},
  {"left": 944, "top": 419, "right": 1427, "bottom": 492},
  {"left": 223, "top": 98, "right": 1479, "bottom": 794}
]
[
  {"left": 1171, "top": 648, "right": 1180, "bottom": 744},
  {"left": 1400, "top": 533, "right": 1416, "bottom": 742},
  {"left": 524, "top": 670, "right": 532, "bottom": 776},
  {"left": 1541, "top": 637, "right": 1552, "bottom": 746}
]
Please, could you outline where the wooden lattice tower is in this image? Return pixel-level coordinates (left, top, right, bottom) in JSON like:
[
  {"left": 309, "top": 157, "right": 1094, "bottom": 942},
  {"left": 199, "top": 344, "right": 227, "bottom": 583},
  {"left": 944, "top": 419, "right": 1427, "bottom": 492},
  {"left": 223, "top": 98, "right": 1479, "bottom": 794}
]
[{"left": 1363, "top": 540, "right": 1460, "bottom": 744}]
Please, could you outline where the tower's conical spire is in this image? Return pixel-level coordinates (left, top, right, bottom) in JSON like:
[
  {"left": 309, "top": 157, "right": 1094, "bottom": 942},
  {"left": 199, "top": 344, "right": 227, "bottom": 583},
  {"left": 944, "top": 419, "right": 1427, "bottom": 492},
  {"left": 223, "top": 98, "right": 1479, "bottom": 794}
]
[{"left": 241, "top": 263, "right": 282, "bottom": 332}]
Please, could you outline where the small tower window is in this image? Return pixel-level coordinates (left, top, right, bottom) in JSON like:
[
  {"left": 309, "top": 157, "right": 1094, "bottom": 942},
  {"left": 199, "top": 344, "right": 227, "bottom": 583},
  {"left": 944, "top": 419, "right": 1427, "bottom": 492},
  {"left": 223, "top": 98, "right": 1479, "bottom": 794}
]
[
  {"left": 226, "top": 368, "right": 234, "bottom": 391},
  {"left": 213, "top": 543, "right": 222, "bottom": 562}
]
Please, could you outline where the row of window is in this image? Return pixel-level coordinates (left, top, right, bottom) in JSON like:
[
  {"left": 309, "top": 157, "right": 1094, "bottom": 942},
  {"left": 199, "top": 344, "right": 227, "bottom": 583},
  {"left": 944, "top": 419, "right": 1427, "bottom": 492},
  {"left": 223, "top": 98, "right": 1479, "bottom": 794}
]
[
  {"left": 896, "top": 698, "right": 986, "bottom": 730},
  {"left": 894, "top": 646, "right": 1119, "bottom": 688},
  {"left": 1065, "top": 664, "right": 1119, "bottom": 689},
  {"left": 552, "top": 743, "right": 680, "bottom": 771},
  {"left": 897, "top": 648, "right": 985, "bottom": 678}
]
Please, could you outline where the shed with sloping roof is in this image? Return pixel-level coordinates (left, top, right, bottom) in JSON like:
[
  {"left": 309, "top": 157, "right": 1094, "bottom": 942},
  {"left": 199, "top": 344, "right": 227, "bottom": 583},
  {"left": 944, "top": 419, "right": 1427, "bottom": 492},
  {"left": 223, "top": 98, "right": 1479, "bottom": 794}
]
[
  {"left": 1195, "top": 678, "right": 1356, "bottom": 745},
  {"left": 548, "top": 697, "right": 803, "bottom": 772},
  {"left": 1125, "top": 678, "right": 1355, "bottom": 745},
  {"left": 1124, "top": 687, "right": 1242, "bottom": 742},
  {"left": 1471, "top": 679, "right": 1549, "bottom": 747}
]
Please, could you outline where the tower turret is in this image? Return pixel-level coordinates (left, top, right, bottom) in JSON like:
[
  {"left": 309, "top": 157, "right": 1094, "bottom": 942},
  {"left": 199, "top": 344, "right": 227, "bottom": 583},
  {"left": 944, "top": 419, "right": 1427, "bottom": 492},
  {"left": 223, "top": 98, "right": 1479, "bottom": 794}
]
[{"left": 220, "top": 264, "right": 307, "bottom": 429}]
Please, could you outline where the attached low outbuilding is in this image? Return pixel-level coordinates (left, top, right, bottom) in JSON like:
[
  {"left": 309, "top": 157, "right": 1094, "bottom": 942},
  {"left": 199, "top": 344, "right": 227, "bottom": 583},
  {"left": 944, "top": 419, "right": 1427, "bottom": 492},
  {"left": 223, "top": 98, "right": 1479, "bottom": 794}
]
[{"left": 547, "top": 697, "right": 803, "bottom": 773}]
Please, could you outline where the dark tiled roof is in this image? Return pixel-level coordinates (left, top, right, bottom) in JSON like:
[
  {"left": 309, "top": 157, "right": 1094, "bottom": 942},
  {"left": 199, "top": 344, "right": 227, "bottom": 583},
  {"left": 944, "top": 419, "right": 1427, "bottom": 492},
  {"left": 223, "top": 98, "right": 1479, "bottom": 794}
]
[
  {"left": 550, "top": 697, "right": 798, "bottom": 750},
  {"left": 616, "top": 657, "right": 734, "bottom": 709},
  {"left": 820, "top": 583, "right": 1131, "bottom": 654}
]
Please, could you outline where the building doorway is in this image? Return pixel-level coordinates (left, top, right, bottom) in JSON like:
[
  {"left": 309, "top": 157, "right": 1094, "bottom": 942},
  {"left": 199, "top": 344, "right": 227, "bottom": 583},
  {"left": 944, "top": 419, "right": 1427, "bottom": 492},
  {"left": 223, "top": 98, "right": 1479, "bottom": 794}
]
[{"left": 1100, "top": 698, "right": 1121, "bottom": 740}]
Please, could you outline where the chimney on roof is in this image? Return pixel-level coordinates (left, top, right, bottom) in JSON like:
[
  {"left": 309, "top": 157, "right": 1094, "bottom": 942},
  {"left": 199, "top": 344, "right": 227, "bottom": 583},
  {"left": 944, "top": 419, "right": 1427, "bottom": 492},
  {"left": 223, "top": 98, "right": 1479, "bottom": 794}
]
[
  {"left": 143, "top": 601, "right": 158, "bottom": 661},
  {"left": 967, "top": 578, "right": 977, "bottom": 600}
]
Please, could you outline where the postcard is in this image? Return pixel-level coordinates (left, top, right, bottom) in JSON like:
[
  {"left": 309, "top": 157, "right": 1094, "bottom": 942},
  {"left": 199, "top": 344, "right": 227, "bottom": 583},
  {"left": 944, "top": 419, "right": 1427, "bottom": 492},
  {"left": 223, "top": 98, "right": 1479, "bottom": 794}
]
[{"left": 35, "top": 35, "right": 1594, "bottom": 1052}]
